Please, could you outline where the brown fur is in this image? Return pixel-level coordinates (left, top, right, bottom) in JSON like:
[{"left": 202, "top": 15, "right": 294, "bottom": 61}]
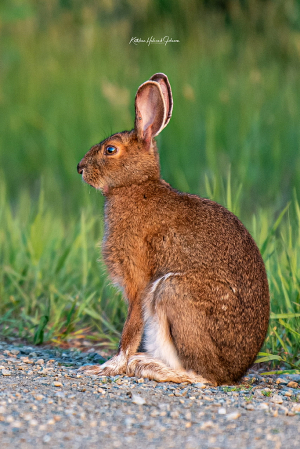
[{"left": 77, "top": 73, "right": 270, "bottom": 385}]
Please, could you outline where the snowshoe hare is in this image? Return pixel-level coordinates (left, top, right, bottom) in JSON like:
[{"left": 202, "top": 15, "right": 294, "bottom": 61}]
[{"left": 77, "top": 73, "right": 270, "bottom": 385}]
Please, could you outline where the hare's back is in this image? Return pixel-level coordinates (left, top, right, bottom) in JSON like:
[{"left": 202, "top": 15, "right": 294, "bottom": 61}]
[{"left": 151, "top": 187, "right": 267, "bottom": 290}]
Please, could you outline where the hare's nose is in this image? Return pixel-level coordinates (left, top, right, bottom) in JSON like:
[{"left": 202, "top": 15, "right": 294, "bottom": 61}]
[{"left": 77, "top": 162, "right": 84, "bottom": 174}]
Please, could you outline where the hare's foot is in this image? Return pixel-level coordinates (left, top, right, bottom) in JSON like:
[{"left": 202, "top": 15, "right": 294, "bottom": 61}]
[
  {"left": 78, "top": 352, "right": 127, "bottom": 376},
  {"left": 127, "top": 353, "right": 212, "bottom": 384}
]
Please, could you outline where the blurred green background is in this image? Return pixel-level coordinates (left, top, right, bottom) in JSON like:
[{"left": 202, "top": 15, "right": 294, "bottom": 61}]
[{"left": 0, "top": 0, "right": 300, "bottom": 366}]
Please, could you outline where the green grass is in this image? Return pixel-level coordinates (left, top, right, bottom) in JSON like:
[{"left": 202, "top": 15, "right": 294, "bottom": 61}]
[
  {"left": 0, "top": 1, "right": 300, "bottom": 367},
  {"left": 262, "top": 390, "right": 272, "bottom": 397},
  {"left": 0, "top": 179, "right": 126, "bottom": 347}
]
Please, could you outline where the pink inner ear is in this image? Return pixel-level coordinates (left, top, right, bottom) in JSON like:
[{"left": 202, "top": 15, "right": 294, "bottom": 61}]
[{"left": 135, "top": 82, "right": 166, "bottom": 139}]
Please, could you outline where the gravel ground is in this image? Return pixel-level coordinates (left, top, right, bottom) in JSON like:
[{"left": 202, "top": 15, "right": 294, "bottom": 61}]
[{"left": 0, "top": 340, "right": 300, "bottom": 449}]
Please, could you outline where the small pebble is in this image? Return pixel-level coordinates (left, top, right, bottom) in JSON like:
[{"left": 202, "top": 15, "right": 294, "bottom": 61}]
[
  {"left": 226, "top": 411, "right": 241, "bottom": 420},
  {"left": 276, "top": 377, "right": 288, "bottom": 385},
  {"left": 270, "top": 394, "right": 283, "bottom": 404},
  {"left": 200, "top": 421, "right": 214, "bottom": 429},
  {"left": 35, "top": 359, "right": 44, "bottom": 365},
  {"left": 1, "top": 369, "right": 11, "bottom": 376},
  {"left": 29, "top": 419, "right": 38, "bottom": 426},
  {"left": 21, "top": 357, "right": 33, "bottom": 364},
  {"left": 287, "top": 381, "right": 299, "bottom": 389},
  {"left": 10, "top": 349, "right": 20, "bottom": 356},
  {"left": 185, "top": 411, "right": 192, "bottom": 420},
  {"left": 174, "top": 390, "right": 187, "bottom": 397},
  {"left": 194, "top": 382, "right": 206, "bottom": 389},
  {"left": 11, "top": 420, "right": 22, "bottom": 428},
  {"left": 253, "top": 389, "right": 264, "bottom": 398},
  {"left": 131, "top": 394, "right": 146, "bottom": 405},
  {"left": 23, "top": 414, "right": 33, "bottom": 421},
  {"left": 245, "top": 404, "right": 255, "bottom": 411},
  {"left": 288, "top": 374, "right": 300, "bottom": 382}
]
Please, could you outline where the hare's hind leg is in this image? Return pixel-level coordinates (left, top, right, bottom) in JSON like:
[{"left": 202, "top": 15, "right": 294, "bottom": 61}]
[
  {"left": 127, "top": 353, "right": 209, "bottom": 384},
  {"left": 144, "top": 271, "right": 249, "bottom": 385},
  {"left": 131, "top": 273, "right": 212, "bottom": 384}
]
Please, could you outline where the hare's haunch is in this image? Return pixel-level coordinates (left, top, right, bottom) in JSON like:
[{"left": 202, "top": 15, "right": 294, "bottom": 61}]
[{"left": 77, "top": 73, "right": 270, "bottom": 385}]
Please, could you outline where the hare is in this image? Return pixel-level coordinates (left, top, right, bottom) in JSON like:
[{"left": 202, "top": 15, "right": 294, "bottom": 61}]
[{"left": 77, "top": 73, "right": 270, "bottom": 385}]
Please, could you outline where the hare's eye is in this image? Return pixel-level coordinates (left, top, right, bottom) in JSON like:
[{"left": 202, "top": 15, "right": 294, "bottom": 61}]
[{"left": 105, "top": 145, "right": 117, "bottom": 155}]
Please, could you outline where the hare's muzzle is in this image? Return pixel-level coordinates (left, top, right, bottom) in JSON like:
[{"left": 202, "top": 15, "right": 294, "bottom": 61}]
[{"left": 77, "top": 162, "right": 84, "bottom": 175}]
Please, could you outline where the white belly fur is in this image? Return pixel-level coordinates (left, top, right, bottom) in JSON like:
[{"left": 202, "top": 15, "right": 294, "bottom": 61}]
[{"left": 143, "top": 273, "right": 183, "bottom": 370}]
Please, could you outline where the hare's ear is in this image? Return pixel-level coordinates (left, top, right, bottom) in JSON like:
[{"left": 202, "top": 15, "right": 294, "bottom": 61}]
[
  {"left": 135, "top": 81, "right": 167, "bottom": 143},
  {"left": 150, "top": 73, "right": 173, "bottom": 129}
]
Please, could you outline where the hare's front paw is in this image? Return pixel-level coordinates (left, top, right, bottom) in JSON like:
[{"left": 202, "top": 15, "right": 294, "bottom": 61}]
[{"left": 78, "top": 353, "right": 127, "bottom": 376}]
